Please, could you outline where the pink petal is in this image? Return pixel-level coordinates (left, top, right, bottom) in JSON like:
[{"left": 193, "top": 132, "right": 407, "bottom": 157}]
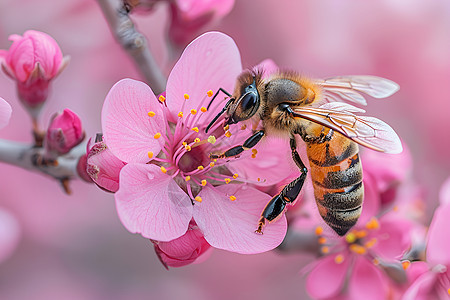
[
  {"left": 193, "top": 185, "right": 287, "bottom": 254},
  {"left": 402, "top": 271, "right": 438, "bottom": 300},
  {"left": 166, "top": 31, "right": 242, "bottom": 123},
  {"left": 253, "top": 58, "right": 279, "bottom": 79},
  {"left": 174, "top": 0, "right": 234, "bottom": 19},
  {"left": 306, "top": 254, "right": 350, "bottom": 299},
  {"left": 0, "top": 208, "right": 21, "bottom": 263},
  {"left": 115, "top": 163, "right": 192, "bottom": 241},
  {"left": 347, "top": 256, "right": 388, "bottom": 300},
  {"left": 426, "top": 201, "right": 450, "bottom": 265},
  {"left": 0, "top": 97, "right": 12, "bottom": 129},
  {"left": 101, "top": 78, "right": 166, "bottom": 163},
  {"left": 439, "top": 176, "right": 450, "bottom": 205},
  {"left": 371, "top": 213, "right": 412, "bottom": 261}
]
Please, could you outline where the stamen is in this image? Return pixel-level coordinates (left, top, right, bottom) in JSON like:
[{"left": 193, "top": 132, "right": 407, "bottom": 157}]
[
  {"left": 185, "top": 145, "right": 192, "bottom": 151},
  {"left": 194, "top": 138, "right": 201, "bottom": 143},
  {"left": 318, "top": 237, "right": 327, "bottom": 244},
  {"left": 209, "top": 162, "right": 215, "bottom": 168},
  {"left": 241, "top": 124, "right": 247, "bottom": 130},
  {"left": 201, "top": 180, "right": 207, "bottom": 186},
  {"left": 160, "top": 166, "right": 167, "bottom": 173},
  {"left": 190, "top": 109, "right": 197, "bottom": 115},
  {"left": 365, "top": 217, "right": 380, "bottom": 230},
  {"left": 349, "top": 244, "right": 366, "bottom": 255},
  {"left": 197, "top": 165, "right": 204, "bottom": 170},
  {"left": 345, "top": 232, "right": 356, "bottom": 244},
  {"left": 148, "top": 111, "right": 155, "bottom": 117},
  {"left": 185, "top": 176, "right": 191, "bottom": 181},
  {"left": 207, "top": 90, "right": 213, "bottom": 97},
  {"left": 373, "top": 258, "right": 380, "bottom": 265},
  {"left": 182, "top": 142, "right": 187, "bottom": 146},
  {"left": 334, "top": 254, "right": 344, "bottom": 264},
  {"left": 321, "top": 246, "right": 329, "bottom": 254},
  {"left": 315, "top": 226, "right": 323, "bottom": 236},
  {"left": 233, "top": 173, "right": 239, "bottom": 179},
  {"left": 184, "top": 93, "right": 190, "bottom": 100},
  {"left": 207, "top": 136, "right": 216, "bottom": 144},
  {"left": 252, "top": 149, "right": 258, "bottom": 155},
  {"left": 158, "top": 95, "right": 166, "bottom": 102},
  {"left": 229, "top": 195, "right": 237, "bottom": 201},
  {"left": 401, "top": 260, "right": 411, "bottom": 270},
  {"left": 147, "top": 151, "right": 154, "bottom": 159},
  {"left": 154, "top": 133, "right": 162, "bottom": 139},
  {"left": 364, "top": 238, "right": 377, "bottom": 248},
  {"left": 224, "top": 178, "right": 231, "bottom": 184},
  {"left": 354, "top": 230, "right": 368, "bottom": 239},
  {"left": 178, "top": 112, "right": 184, "bottom": 118},
  {"left": 225, "top": 131, "right": 232, "bottom": 137},
  {"left": 223, "top": 124, "right": 230, "bottom": 131},
  {"left": 191, "top": 127, "right": 199, "bottom": 133},
  {"left": 194, "top": 196, "right": 202, "bottom": 203},
  {"left": 200, "top": 107, "right": 207, "bottom": 113}
]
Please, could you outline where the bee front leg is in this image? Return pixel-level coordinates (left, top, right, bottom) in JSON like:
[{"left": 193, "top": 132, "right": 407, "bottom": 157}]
[
  {"left": 210, "top": 130, "right": 265, "bottom": 159},
  {"left": 256, "top": 137, "right": 308, "bottom": 234}
]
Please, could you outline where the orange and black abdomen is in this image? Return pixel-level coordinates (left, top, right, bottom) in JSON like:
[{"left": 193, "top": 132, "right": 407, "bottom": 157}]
[{"left": 305, "top": 131, "right": 363, "bottom": 236}]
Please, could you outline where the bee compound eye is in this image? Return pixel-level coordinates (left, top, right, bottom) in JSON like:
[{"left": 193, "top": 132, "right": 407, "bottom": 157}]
[{"left": 240, "top": 92, "right": 258, "bottom": 112}]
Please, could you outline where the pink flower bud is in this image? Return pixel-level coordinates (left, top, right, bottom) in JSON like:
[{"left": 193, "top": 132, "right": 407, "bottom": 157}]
[
  {"left": 0, "top": 30, "right": 69, "bottom": 110},
  {"left": 45, "top": 109, "right": 84, "bottom": 155},
  {"left": 153, "top": 221, "right": 211, "bottom": 268},
  {"left": 86, "top": 135, "right": 126, "bottom": 193}
]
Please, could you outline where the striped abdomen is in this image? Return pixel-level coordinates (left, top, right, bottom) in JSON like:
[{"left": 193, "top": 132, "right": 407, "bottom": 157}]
[{"left": 305, "top": 131, "right": 363, "bottom": 236}]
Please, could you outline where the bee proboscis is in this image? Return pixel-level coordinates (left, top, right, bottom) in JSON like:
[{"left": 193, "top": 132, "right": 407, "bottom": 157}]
[{"left": 205, "top": 70, "right": 402, "bottom": 236}]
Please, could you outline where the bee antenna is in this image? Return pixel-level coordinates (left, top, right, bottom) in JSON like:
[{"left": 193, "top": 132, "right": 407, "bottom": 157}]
[
  {"left": 205, "top": 98, "right": 234, "bottom": 133},
  {"left": 207, "top": 88, "right": 233, "bottom": 110}
]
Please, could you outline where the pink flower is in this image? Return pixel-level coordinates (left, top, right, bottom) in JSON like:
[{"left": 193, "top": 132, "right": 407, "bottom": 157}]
[
  {"left": 86, "top": 135, "right": 126, "bottom": 193},
  {"left": 153, "top": 221, "right": 211, "bottom": 268},
  {"left": 0, "top": 30, "right": 69, "bottom": 111},
  {"left": 0, "top": 208, "right": 20, "bottom": 264},
  {"left": 168, "top": 0, "right": 235, "bottom": 47},
  {"left": 45, "top": 109, "right": 85, "bottom": 156},
  {"left": 402, "top": 177, "right": 450, "bottom": 300},
  {"left": 101, "top": 32, "right": 287, "bottom": 254},
  {"left": 0, "top": 97, "right": 12, "bottom": 129}
]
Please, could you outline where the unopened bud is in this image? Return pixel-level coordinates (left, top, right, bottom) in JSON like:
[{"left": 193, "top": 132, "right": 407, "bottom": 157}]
[{"left": 45, "top": 109, "right": 84, "bottom": 155}]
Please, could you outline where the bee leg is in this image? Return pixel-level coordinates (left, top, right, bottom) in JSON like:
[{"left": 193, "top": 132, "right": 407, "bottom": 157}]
[
  {"left": 256, "top": 137, "right": 308, "bottom": 234},
  {"left": 210, "top": 130, "right": 265, "bottom": 159}
]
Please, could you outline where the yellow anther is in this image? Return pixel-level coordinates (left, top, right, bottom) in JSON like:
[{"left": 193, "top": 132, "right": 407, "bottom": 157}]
[
  {"left": 315, "top": 226, "right": 324, "bottom": 236},
  {"left": 447, "top": 288, "right": 450, "bottom": 296},
  {"left": 321, "top": 246, "right": 330, "bottom": 254},
  {"left": 194, "top": 138, "right": 201, "bottom": 143},
  {"left": 182, "top": 141, "right": 187, "bottom": 146},
  {"left": 393, "top": 205, "right": 399, "bottom": 212},
  {"left": 365, "top": 217, "right": 380, "bottom": 230},
  {"left": 252, "top": 149, "right": 258, "bottom": 155},
  {"left": 184, "top": 93, "right": 190, "bottom": 100},
  {"left": 349, "top": 244, "right": 367, "bottom": 255},
  {"left": 318, "top": 237, "right": 327, "bottom": 244},
  {"left": 251, "top": 154, "right": 257, "bottom": 159},
  {"left": 233, "top": 173, "right": 239, "bottom": 179},
  {"left": 200, "top": 107, "right": 207, "bottom": 113},
  {"left": 207, "top": 90, "right": 213, "bottom": 97},
  {"left": 209, "top": 162, "right": 215, "bottom": 168},
  {"left": 197, "top": 165, "right": 204, "bottom": 170},
  {"left": 354, "top": 230, "right": 368, "bottom": 239},
  {"left": 225, "top": 131, "right": 232, "bottom": 137},
  {"left": 154, "top": 132, "right": 162, "bottom": 139},
  {"left": 160, "top": 166, "right": 167, "bottom": 173},
  {"left": 401, "top": 260, "right": 411, "bottom": 270},
  {"left": 334, "top": 254, "right": 344, "bottom": 264},
  {"left": 191, "top": 127, "right": 199, "bottom": 133},
  {"left": 229, "top": 195, "right": 237, "bottom": 201},
  {"left": 185, "top": 176, "right": 191, "bottom": 181},
  {"left": 373, "top": 258, "right": 380, "bottom": 265},
  {"left": 241, "top": 124, "right": 247, "bottom": 130},
  {"left": 158, "top": 95, "right": 166, "bottom": 102},
  {"left": 364, "top": 238, "right": 377, "bottom": 249},
  {"left": 147, "top": 111, "right": 155, "bottom": 117},
  {"left": 345, "top": 232, "right": 357, "bottom": 244},
  {"left": 257, "top": 178, "right": 261, "bottom": 182},
  {"left": 190, "top": 109, "right": 197, "bottom": 115},
  {"left": 201, "top": 180, "right": 207, "bottom": 186},
  {"left": 178, "top": 111, "right": 184, "bottom": 118},
  {"left": 224, "top": 178, "right": 231, "bottom": 184},
  {"left": 185, "top": 145, "right": 192, "bottom": 151},
  {"left": 207, "top": 136, "right": 216, "bottom": 144},
  {"left": 147, "top": 151, "right": 154, "bottom": 159},
  {"left": 223, "top": 124, "right": 230, "bottom": 131},
  {"left": 194, "top": 196, "right": 202, "bottom": 203}
]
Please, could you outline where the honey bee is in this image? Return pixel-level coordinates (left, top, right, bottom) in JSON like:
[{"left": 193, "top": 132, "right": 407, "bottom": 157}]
[{"left": 205, "top": 70, "right": 402, "bottom": 236}]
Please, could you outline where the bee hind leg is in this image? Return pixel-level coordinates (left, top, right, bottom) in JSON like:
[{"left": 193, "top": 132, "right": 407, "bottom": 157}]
[
  {"left": 256, "top": 137, "right": 308, "bottom": 234},
  {"left": 210, "top": 130, "right": 265, "bottom": 159}
]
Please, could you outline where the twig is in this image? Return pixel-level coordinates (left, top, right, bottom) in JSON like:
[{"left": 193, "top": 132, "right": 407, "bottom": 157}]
[
  {"left": 96, "top": 0, "right": 167, "bottom": 94},
  {"left": 0, "top": 139, "right": 87, "bottom": 194}
]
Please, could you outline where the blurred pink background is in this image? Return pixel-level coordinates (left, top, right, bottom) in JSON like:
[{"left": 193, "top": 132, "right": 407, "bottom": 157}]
[{"left": 0, "top": 0, "right": 449, "bottom": 299}]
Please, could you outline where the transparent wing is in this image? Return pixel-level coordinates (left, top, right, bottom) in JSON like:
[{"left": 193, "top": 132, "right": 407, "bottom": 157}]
[
  {"left": 315, "top": 75, "right": 400, "bottom": 106},
  {"left": 292, "top": 102, "right": 403, "bottom": 154}
]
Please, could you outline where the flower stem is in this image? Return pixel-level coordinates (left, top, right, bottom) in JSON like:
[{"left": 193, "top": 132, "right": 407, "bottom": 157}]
[{"left": 96, "top": 0, "right": 167, "bottom": 94}]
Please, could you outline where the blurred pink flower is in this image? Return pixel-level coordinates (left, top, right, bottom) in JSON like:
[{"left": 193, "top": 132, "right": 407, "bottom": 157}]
[
  {"left": 45, "top": 109, "right": 84, "bottom": 156},
  {"left": 86, "top": 135, "right": 126, "bottom": 193},
  {"left": 402, "top": 177, "right": 450, "bottom": 300},
  {"left": 0, "top": 208, "right": 21, "bottom": 264},
  {"left": 0, "top": 97, "right": 12, "bottom": 129},
  {"left": 153, "top": 220, "right": 211, "bottom": 268},
  {"left": 0, "top": 30, "right": 69, "bottom": 113},
  {"left": 101, "top": 32, "right": 287, "bottom": 254},
  {"left": 168, "top": 0, "right": 235, "bottom": 47}
]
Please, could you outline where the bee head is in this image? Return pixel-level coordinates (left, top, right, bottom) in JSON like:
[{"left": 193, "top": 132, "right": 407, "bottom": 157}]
[{"left": 225, "top": 78, "right": 260, "bottom": 125}]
